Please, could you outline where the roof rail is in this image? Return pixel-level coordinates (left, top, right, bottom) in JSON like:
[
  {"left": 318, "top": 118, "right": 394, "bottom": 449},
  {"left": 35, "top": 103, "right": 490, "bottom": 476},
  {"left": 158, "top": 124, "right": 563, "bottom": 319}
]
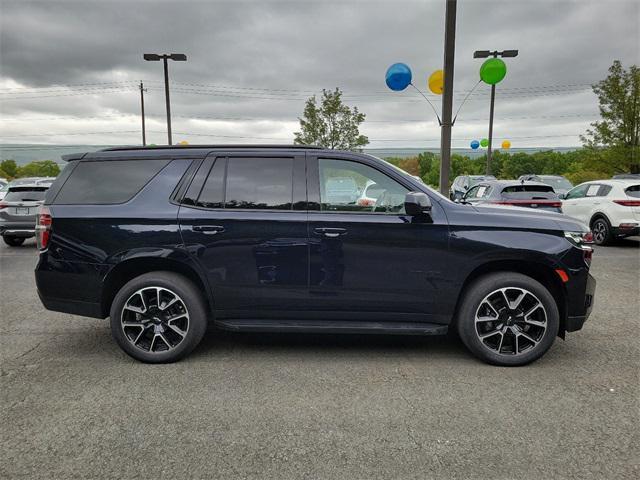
[{"left": 99, "top": 144, "right": 324, "bottom": 152}]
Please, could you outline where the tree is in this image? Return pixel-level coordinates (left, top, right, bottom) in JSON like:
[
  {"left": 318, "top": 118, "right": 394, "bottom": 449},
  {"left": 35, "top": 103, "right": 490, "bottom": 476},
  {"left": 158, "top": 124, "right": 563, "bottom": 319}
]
[
  {"left": 0, "top": 159, "right": 18, "bottom": 178},
  {"left": 581, "top": 60, "right": 640, "bottom": 173},
  {"left": 294, "top": 88, "right": 368, "bottom": 150},
  {"left": 17, "top": 160, "right": 60, "bottom": 178}
]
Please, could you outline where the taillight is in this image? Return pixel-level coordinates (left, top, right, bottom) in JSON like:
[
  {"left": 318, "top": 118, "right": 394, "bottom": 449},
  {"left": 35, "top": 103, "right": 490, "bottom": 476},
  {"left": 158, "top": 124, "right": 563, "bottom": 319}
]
[
  {"left": 36, "top": 205, "right": 52, "bottom": 250},
  {"left": 0, "top": 201, "right": 7, "bottom": 209},
  {"left": 613, "top": 199, "right": 640, "bottom": 207}
]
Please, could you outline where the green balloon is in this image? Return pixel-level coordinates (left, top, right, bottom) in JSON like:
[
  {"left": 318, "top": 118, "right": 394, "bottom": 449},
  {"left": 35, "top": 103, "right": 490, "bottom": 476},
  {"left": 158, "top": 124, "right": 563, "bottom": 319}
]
[
  {"left": 480, "top": 138, "right": 489, "bottom": 147},
  {"left": 479, "top": 58, "right": 507, "bottom": 85}
]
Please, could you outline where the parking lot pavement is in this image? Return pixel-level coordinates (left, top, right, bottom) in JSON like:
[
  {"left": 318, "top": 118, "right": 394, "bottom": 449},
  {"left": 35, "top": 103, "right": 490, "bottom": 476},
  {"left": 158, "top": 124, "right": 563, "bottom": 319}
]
[{"left": 1, "top": 238, "right": 638, "bottom": 479}]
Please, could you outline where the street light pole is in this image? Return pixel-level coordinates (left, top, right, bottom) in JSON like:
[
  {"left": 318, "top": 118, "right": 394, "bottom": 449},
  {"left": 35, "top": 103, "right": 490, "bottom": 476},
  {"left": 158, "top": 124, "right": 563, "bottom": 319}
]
[
  {"left": 143, "top": 53, "right": 187, "bottom": 146},
  {"left": 139, "top": 82, "right": 147, "bottom": 146},
  {"left": 473, "top": 49, "right": 518, "bottom": 175},
  {"left": 439, "top": 0, "right": 457, "bottom": 196},
  {"left": 487, "top": 83, "right": 496, "bottom": 174},
  {"left": 162, "top": 57, "right": 172, "bottom": 145}
]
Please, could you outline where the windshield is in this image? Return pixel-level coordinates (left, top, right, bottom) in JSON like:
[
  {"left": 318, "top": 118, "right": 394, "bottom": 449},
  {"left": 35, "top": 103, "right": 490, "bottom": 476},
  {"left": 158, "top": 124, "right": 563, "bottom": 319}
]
[{"left": 541, "top": 177, "right": 573, "bottom": 189}]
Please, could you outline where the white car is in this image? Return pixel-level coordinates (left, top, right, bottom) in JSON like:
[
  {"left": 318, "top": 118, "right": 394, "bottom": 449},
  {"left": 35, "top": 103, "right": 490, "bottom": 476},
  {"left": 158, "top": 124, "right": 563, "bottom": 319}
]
[{"left": 561, "top": 179, "right": 640, "bottom": 245}]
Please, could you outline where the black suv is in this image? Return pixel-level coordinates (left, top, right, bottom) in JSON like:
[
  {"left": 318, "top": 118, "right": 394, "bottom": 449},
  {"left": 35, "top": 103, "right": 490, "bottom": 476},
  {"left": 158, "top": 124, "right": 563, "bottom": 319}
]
[{"left": 36, "top": 145, "right": 596, "bottom": 366}]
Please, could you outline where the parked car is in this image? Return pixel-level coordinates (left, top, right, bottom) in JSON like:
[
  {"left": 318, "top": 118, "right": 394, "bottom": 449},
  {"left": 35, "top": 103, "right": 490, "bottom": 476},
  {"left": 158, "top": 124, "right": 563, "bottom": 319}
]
[
  {"left": 560, "top": 179, "right": 640, "bottom": 245},
  {"left": 450, "top": 175, "right": 496, "bottom": 201},
  {"left": 612, "top": 173, "right": 640, "bottom": 180},
  {"left": 36, "top": 145, "right": 595, "bottom": 366},
  {"left": 462, "top": 180, "right": 562, "bottom": 213},
  {"left": 517, "top": 175, "right": 574, "bottom": 196},
  {"left": 0, "top": 183, "right": 49, "bottom": 246}
]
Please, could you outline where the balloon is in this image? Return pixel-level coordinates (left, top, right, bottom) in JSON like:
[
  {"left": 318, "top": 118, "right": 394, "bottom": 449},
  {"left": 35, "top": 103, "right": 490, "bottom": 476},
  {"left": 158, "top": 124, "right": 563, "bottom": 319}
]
[
  {"left": 179, "top": 140, "right": 189, "bottom": 145},
  {"left": 385, "top": 63, "right": 412, "bottom": 91},
  {"left": 470, "top": 140, "right": 480, "bottom": 149},
  {"left": 501, "top": 140, "right": 511, "bottom": 149},
  {"left": 479, "top": 58, "right": 507, "bottom": 85},
  {"left": 428, "top": 70, "right": 444, "bottom": 95},
  {"left": 480, "top": 138, "right": 489, "bottom": 147}
]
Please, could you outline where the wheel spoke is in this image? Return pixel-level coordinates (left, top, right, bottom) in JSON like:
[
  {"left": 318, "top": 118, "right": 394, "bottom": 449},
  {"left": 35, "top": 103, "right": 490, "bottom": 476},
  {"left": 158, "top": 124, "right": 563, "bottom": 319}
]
[
  {"left": 508, "top": 291, "right": 526, "bottom": 310},
  {"left": 124, "top": 305, "right": 145, "bottom": 315},
  {"left": 160, "top": 296, "right": 179, "bottom": 311},
  {"left": 158, "top": 332, "right": 173, "bottom": 350},
  {"left": 167, "top": 323, "right": 187, "bottom": 337},
  {"left": 496, "top": 332, "right": 505, "bottom": 354},
  {"left": 479, "top": 329, "right": 502, "bottom": 339},
  {"left": 519, "top": 332, "right": 539, "bottom": 345}
]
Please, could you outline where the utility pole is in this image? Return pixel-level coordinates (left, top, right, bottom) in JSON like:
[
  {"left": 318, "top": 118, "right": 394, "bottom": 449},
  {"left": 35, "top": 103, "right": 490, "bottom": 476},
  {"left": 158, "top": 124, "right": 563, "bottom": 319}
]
[
  {"left": 139, "top": 82, "right": 147, "bottom": 146},
  {"left": 439, "top": 0, "right": 457, "bottom": 196}
]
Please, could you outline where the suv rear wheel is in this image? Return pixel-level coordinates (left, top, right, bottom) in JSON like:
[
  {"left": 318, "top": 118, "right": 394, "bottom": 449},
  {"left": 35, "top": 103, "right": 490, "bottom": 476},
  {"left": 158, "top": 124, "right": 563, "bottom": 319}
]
[
  {"left": 110, "top": 271, "right": 208, "bottom": 363},
  {"left": 2, "top": 235, "right": 26, "bottom": 247},
  {"left": 591, "top": 217, "right": 613, "bottom": 245},
  {"left": 456, "top": 272, "right": 559, "bottom": 366}
]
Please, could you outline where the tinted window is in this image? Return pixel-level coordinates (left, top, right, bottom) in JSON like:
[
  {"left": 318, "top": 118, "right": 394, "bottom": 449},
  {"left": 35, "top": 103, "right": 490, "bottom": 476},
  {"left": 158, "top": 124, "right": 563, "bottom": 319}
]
[
  {"left": 625, "top": 185, "right": 640, "bottom": 198},
  {"left": 502, "top": 185, "right": 554, "bottom": 193},
  {"left": 225, "top": 157, "right": 293, "bottom": 210},
  {"left": 4, "top": 187, "right": 48, "bottom": 202},
  {"left": 466, "top": 185, "right": 492, "bottom": 199},
  {"left": 54, "top": 159, "right": 169, "bottom": 204},
  {"left": 197, "top": 158, "right": 226, "bottom": 208},
  {"left": 319, "top": 158, "right": 409, "bottom": 213}
]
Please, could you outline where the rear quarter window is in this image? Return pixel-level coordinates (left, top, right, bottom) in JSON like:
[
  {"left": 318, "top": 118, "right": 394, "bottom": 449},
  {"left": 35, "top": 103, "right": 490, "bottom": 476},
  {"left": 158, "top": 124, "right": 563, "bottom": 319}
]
[
  {"left": 502, "top": 185, "right": 554, "bottom": 193},
  {"left": 53, "top": 159, "right": 169, "bottom": 204},
  {"left": 625, "top": 185, "right": 640, "bottom": 198}
]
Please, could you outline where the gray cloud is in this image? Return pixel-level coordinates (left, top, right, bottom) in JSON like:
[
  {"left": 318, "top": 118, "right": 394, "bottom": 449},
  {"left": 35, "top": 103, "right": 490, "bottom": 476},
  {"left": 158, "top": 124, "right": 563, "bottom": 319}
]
[{"left": 0, "top": 0, "right": 638, "bottom": 149}]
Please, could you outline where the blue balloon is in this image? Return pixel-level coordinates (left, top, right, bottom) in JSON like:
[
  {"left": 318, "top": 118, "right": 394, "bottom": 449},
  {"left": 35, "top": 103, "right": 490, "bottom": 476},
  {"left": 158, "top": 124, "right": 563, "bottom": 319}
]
[
  {"left": 470, "top": 140, "right": 480, "bottom": 149},
  {"left": 385, "top": 63, "right": 412, "bottom": 91}
]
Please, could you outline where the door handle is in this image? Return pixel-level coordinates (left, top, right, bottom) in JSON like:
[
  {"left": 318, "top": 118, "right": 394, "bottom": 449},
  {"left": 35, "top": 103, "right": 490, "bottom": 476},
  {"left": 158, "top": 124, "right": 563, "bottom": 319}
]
[
  {"left": 313, "top": 227, "right": 347, "bottom": 238},
  {"left": 193, "top": 225, "right": 225, "bottom": 234}
]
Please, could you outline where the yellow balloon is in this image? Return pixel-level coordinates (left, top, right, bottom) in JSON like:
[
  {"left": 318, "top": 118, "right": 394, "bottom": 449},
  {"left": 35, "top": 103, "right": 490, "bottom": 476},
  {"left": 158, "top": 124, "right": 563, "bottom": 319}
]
[
  {"left": 179, "top": 140, "right": 189, "bottom": 145},
  {"left": 501, "top": 140, "right": 511, "bottom": 149},
  {"left": 428, "top": 70, "right": 444, "bottom": 95}
]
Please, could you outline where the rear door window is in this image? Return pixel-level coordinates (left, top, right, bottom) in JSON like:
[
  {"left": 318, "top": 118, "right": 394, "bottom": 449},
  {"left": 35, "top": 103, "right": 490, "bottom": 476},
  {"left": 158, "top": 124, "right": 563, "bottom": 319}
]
[{"left": 53, "top": 159, "right": 169, "bottom": 204}]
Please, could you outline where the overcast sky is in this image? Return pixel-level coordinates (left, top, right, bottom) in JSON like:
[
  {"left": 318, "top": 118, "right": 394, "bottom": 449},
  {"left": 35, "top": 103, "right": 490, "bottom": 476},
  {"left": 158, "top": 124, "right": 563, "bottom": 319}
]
[{"left": 0, "top": 0, "right": 638, "bottom": 151}]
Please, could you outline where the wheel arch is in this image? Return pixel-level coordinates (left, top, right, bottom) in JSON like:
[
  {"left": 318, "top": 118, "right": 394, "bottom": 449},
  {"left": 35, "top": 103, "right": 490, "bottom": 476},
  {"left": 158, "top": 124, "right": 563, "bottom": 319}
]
[
  {"left": 101, "top": 256, "right": 212, "bottom": 318},
  {"left": 453, "top": 259, "right": 568, "bottom": 337},
  {"left": 589, "top": 211, "right": 611, "bottom": 228}
]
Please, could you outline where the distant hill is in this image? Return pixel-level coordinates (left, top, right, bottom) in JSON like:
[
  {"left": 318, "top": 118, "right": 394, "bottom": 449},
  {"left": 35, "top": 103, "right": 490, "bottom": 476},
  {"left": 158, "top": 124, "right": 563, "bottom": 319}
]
[{"left": 1, "top": 143, "right": 581, "bottom": 165}]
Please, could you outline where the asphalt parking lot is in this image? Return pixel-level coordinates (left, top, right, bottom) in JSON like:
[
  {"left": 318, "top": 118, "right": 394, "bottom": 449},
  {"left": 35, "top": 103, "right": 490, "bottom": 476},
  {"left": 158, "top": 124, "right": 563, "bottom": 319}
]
[{"left": 1, "top": 238, "right": 638, "bottom": 479}]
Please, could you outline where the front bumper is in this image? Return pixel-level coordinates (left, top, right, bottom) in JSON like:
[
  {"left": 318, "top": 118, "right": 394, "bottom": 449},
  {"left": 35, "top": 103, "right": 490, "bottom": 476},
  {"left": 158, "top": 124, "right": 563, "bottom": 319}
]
[{"left": 565, "top": 273, "right": 596, "bottom": 332}]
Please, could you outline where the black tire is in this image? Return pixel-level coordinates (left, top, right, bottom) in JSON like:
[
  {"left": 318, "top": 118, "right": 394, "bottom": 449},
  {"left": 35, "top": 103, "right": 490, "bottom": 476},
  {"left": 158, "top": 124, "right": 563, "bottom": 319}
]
[
  {"left": 591, "top": 216, "right": 613, "bottom": 246},
  {"left": 110, "top": 271, "right": 208, "bottom": 363},
  {"left": 456, "top": 272, "right": 559, "bottom": 366},
  {"left": 2, "top": 235, "right": 25, "bottom": 247}
]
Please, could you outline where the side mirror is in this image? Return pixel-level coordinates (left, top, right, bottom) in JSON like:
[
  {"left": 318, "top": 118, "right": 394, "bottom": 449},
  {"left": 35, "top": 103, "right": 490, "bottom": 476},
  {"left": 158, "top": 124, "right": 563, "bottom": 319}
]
[
  {"left": 404, "top": 192, "right": 432, "bottom": 216},
  {"left": 558, "top": 193, "right": 566, "bottom": 200},
  {"left": 463, "top": 184, "right": 469, "bottom": 190}
]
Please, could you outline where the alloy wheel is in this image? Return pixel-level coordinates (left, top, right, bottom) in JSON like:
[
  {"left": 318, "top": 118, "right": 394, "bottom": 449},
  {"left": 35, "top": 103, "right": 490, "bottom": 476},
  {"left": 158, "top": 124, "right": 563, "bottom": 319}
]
[
  {"left": 120, "top": 286, "right": 190, "bottom": 353},
  {"left": 474, "top": 287, "right": 547, "bottom": 356},
  {"left": 593, "top": 220, "right": 607, "bottom": 244}
]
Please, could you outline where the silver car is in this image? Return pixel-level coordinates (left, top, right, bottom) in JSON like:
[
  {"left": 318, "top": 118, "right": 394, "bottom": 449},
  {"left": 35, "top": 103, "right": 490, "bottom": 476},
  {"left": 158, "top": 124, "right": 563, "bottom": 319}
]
[{"left": 0, "top": 184, "right": 49, "bottom": 246}]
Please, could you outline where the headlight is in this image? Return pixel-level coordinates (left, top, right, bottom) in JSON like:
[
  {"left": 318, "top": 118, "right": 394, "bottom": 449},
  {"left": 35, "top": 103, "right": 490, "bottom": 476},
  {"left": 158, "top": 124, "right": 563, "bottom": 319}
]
[{"left": 564, "top": 231, "right": 594, "bottom": 246}]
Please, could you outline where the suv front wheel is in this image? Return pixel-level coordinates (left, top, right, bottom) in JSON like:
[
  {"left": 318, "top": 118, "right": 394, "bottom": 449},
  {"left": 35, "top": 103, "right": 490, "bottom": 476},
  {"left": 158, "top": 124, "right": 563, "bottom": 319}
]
[
  {"left": 110, "top": 271, "right": 208, "bottom": 363},
  {"left": 2, "top": 235, "right": 26, "bottom": 247},
  {"left": 456, "top": 272, "right": 559, "bottom": 366}
]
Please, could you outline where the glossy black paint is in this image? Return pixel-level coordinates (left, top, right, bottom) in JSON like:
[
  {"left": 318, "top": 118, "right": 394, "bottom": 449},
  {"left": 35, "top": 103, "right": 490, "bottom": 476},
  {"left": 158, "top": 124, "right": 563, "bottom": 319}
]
[{"left": 36, "top": 146, "right": 596, "bottom": 337}]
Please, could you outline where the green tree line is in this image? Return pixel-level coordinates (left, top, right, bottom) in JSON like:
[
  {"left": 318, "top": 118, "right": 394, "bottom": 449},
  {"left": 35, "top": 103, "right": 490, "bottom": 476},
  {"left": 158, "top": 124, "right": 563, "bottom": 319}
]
[
  {"left": 385, "top": 146, "right": 632, "bottom": 189},
  {"left": 0, "top": 159, "right": 60, "bottom": 181}
]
